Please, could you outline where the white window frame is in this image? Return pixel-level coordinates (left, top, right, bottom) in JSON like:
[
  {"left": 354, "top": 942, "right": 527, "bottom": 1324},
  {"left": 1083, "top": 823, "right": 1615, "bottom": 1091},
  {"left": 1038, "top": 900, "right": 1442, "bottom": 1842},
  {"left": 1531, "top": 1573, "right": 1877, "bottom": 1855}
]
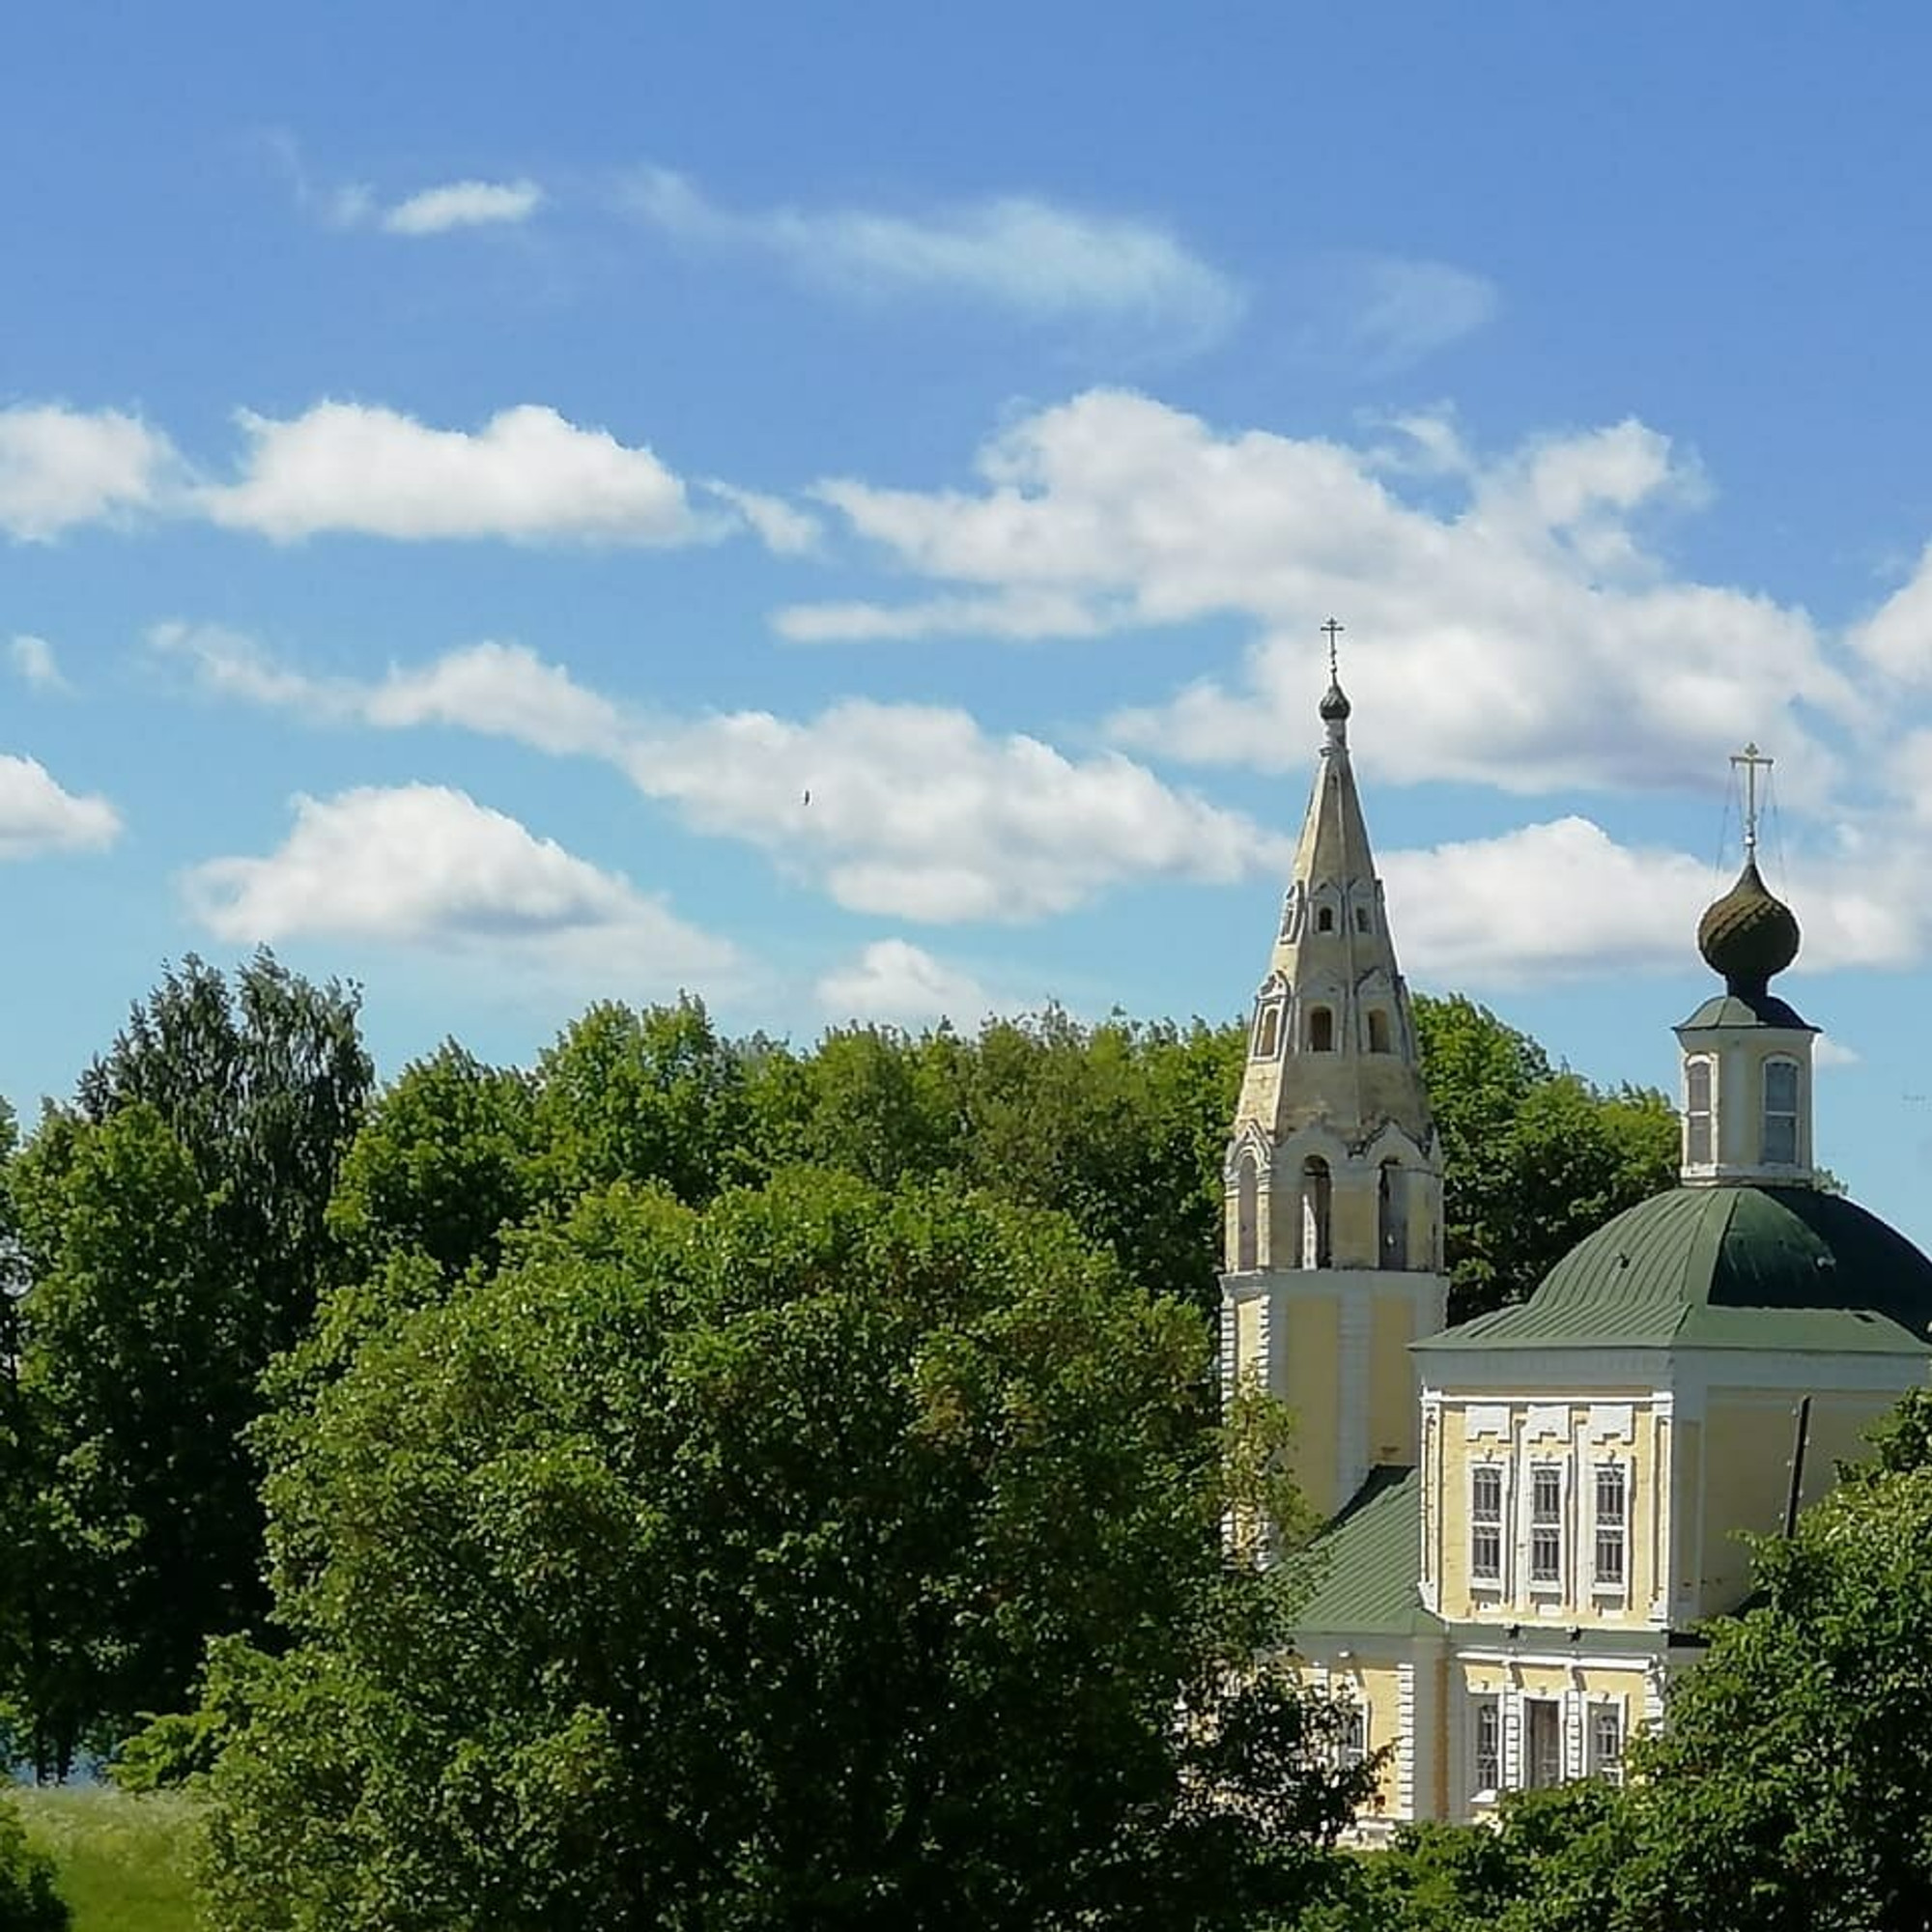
[
  {"left": 1523, "top": 1696, "right": 1564, "bottom": 1789},
  {"left": 1251, "top": 997, "right": 1285, "bottom": 1061},
  {"left": 1527, "top": 1461, "right": 1566, "bottom": 1597},
  {"left": 1588, "top": 1700, "right": 1625, "bottom": 1782},
  {"left": 1762, "top": 1056, "right": 1801, "bottom": 1167},
  {"left": 1592, "top": 1460, "right": 1630, "bottom": 1598},
  {"left": 1471, "top": 1694, "right": 1501, "bottom": 1798},
  {"left": 1469, "top": 1462, "right": 1506, "bottom": 1591},
  {"left": 1685, "top": 1054, "right": 1715, "bottom": 1166}
]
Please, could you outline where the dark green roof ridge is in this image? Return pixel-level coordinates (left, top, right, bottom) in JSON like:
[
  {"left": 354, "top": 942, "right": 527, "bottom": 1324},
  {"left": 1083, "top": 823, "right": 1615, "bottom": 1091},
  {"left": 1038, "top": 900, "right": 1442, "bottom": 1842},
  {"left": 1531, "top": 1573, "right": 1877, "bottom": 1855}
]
[{"left": 1420, "top": 1185, "right": 1932, "bottom": 1354}]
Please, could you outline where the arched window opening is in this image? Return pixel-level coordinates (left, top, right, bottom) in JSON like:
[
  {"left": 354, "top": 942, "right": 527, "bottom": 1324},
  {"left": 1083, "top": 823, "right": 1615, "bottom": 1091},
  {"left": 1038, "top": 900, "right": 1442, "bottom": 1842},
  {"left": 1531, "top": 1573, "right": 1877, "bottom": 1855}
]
[
  {"left": 1378, "top": 1159, "right": 1407, "bottom": 1269},
  {"left": 1317, "top": 905, "right": 1336, "bottom": 933},
  {"left": 1300, "top": 1156, "right": 1332, "bottom": 1269},
  {"left": 1252, "top": 1002, "right": 1282, "bottom": 1060},
  {"left": 1367, "top": 1009, "right": 1392, "bottom": 1054},
  {"left": 1685, "top": 1058, "right": 1714, "bottom": 1166},
  {"left": 1309, "top": 1007, "right": 1335, "bottom": 1053},
  {"left": 1354, "top": 905, "right": 1372, "bottom": 934},
  {"left": 1763, "top": 1059, "right": 1800, "bottom": 1166},
  {"left": 1235, "top": 1158, "right": 1259, "bottom": 1271}
]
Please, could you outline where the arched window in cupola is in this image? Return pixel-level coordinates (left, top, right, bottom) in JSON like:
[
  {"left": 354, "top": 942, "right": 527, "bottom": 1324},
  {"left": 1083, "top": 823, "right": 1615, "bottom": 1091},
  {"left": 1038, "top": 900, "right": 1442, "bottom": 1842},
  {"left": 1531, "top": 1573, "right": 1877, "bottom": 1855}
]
[
  {"left": 1366, "top": 1009, "right": 1392, "bottom": 1055},
  {"left": 1685, "top": 1057, "right": 1714, "bottom": 1166},
  {"left": 1300, "top": 1156, "right": 1332, "bottom": 1268},
  {"left": 1762, "top": 1058, "right": 1801, "bottom": 1166},
  {"left": 1308, "top": 1007, "right": 1336, "bottom": 1053},
  {"left": 1317, "top": 905, "right": 1336, "bottom": 933}
]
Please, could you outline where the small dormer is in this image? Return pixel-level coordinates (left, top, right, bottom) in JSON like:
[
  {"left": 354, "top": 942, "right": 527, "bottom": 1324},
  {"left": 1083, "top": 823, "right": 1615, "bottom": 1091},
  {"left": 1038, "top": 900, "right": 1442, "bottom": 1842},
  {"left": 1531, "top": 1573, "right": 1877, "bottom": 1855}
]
[{"left": 1675, "top": 854, "right": 1817, "bottom": 1187}]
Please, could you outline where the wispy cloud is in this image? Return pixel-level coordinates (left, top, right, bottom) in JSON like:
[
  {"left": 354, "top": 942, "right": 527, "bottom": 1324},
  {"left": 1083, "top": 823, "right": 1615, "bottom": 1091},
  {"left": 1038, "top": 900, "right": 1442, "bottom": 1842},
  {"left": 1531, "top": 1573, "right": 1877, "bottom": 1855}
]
[
  {"left": 9, "top": 635, "right": 71, "bottom": 693},
  {"left": 624, "top": 167, "right": 1245, "bottom": 351},
  {"left": 377, "top": 178, "right": 544, "bottom": 235}
]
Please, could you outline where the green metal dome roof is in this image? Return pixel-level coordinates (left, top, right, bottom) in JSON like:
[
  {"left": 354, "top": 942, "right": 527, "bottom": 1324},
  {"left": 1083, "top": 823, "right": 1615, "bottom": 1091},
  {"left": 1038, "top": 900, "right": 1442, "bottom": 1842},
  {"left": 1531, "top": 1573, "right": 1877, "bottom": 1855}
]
[{"left": 1422, "top": 1185, "right": 1932, "bottom": 1354}]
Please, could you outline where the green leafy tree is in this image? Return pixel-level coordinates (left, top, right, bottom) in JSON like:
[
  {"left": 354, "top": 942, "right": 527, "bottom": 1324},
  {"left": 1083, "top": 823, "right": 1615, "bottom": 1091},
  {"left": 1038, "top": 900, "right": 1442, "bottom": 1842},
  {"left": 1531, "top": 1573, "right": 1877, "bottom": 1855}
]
[
  {"left": 202, "top": 1171, "right": 1369, "bottom": 1931},
  {"left": 0, "top": 1793, "right": 66, "bottom": 1932},
  {"left": 4, "top": 955, "right": 370, "bottom": 1765},
  {"left": 1413, "top": 996, "right": 1677, "bottom": 1321},
  {"left": 1600, "top": 1430, "right": 1932, "bottom": 1930}
]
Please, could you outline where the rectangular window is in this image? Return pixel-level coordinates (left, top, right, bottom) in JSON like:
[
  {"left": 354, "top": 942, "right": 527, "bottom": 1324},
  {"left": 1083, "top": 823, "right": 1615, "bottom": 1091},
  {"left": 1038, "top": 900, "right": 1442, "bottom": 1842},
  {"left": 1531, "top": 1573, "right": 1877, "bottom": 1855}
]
[
  {"left": 1525, "top": 1699, "right": 1563, "bottom": 1788},
  {"left": 1589, "top": 1703, "right": 1624, "bottom": 1781},
  {"left": 1529, "top": 1464, "right": 1564, "bottom": 1589},
  {"left": 1686, "top": 1058, "right": 1714, "bottom": 1165},
  {"left": 1763, "top": 1060, "right": 1799, "bottom": 1166},
  {"left": 1594, "top": 1464, "right": 1627, "bottom": 1590},
  {"left": 1472, "top": 1696, "right": 1501, "bottom": 1794},
  {"left": 1339, "top": 1700, "right": 1368, "bottom": 1772},
  {"left": 1470, "top": 1465, "right": 1504, "bottom": 1584}
]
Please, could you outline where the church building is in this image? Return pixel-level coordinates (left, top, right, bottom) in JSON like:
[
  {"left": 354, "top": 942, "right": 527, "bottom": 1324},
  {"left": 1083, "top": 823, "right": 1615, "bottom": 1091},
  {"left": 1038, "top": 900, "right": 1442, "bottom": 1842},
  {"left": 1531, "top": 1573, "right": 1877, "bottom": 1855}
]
[{"left": 1220, "top": 650, "right": 1932, "bottom": 1829}]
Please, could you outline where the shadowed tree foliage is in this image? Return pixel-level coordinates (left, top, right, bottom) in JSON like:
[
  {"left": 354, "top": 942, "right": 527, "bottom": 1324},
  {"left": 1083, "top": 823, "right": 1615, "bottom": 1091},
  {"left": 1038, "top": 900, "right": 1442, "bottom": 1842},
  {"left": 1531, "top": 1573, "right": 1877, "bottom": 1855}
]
[
  {"left": 1411, "top": 994, "right": 1678, "bottom": 1321},
  {"left": 200, "top": 1173, "right": 1372, "bottom": 1932},
  {"left": 1, "top": 955, "right": 370, "bottom": 1771}
]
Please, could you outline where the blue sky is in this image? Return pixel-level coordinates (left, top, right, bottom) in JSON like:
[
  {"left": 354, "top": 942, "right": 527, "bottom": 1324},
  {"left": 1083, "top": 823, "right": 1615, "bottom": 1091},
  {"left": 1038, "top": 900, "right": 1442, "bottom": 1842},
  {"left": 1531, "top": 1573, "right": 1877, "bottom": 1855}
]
[{"left": 9, "top": 2, "right": 1932, "bottom": 1242}]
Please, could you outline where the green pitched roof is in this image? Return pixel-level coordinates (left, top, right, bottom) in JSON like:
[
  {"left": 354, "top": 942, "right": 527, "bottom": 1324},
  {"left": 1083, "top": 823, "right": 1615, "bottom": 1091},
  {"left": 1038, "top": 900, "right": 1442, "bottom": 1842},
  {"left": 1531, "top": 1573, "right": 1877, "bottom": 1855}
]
[
  {"left": 1422, "top": 1185, "right": 1932, "bottom": 1355},
  {"left": 1294, "top": 1465, "right": 1440, "bottom": 1637}
]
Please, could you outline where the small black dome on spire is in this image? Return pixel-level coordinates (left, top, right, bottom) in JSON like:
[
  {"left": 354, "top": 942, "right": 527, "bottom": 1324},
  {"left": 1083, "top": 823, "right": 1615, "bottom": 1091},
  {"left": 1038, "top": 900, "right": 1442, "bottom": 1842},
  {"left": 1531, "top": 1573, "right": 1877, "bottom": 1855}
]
[
  {"left": 1320, "top": 679, "right": 1351, "bottom": 724},
  {"left": 1697, "top": 858, "right": 1801, "bottom": 996}
]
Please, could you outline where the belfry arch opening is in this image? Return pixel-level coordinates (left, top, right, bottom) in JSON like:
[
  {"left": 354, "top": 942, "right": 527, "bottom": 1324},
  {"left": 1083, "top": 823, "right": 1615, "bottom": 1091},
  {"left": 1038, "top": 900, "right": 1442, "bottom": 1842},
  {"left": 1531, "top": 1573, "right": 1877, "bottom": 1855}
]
[
  {"left": 1235, "top": 1157, "right": 1259, "bottom": 1271},
  {"left": 1300, "top": 1156, "right": 1333, "bottom": 1268},
  {"left": 1378, "top": 1158, "right": 1408, "bottom": 1269}
]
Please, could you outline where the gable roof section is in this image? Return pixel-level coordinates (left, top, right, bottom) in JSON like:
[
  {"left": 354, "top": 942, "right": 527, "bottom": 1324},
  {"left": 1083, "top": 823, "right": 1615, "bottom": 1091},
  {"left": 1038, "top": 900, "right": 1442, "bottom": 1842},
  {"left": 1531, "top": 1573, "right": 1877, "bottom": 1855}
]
[{"left": 1293, "top": 1464, "right": 1440, "bottom": 1638}]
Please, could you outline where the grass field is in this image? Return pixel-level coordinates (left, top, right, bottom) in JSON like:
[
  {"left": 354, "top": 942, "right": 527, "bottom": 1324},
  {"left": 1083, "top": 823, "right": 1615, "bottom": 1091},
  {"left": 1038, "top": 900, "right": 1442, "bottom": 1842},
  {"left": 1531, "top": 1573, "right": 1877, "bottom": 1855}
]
[{"left": 11, "top": 1787, "right": 200, "bottom": 1932}]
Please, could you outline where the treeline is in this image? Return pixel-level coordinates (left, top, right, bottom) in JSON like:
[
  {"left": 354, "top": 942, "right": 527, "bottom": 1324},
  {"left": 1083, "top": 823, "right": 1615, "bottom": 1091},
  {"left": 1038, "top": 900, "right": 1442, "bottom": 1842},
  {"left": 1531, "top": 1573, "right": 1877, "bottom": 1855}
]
[
  {"left": 0, "top": 957, "right": 1675, "bottom": 1776},
  {"left": 0, "top": 955, "right": 1686, "bottom": 1928}
]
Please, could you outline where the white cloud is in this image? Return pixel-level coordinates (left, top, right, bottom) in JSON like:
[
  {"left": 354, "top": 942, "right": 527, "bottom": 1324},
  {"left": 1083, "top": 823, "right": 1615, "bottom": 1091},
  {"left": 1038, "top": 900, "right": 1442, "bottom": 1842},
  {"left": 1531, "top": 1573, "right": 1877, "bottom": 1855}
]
[
  {"left": 154, "top": 628, "right": 625, "bottom": 759},
  {"left": 164, "top": 630, "right": 1285, "bottom": 924},
  {"left": 183, "top": 783, "right": 735, "bottom": 989},
  {"left": 0, "top": 406, "right": 178, "bottom": 540},
  {"left": 380, "top": 178, "right": 543, "bottom": 235},
  {"left": 10, "top": 635, "right": 71, "bottom": 692},
  {"left": 801, "top": 388, "right": 1850, "bottom": 802},
  {"left": 626, "top": 167, "right": 1244, "bottom": 349},
  {"left": 0, "top": 753, "right": 121, "bottom": 858},
  {"left": 700, "top": 480, "right": 821, "bottom": 555},
  {"left": 624, "top": 700, "right": 1286, "bottom": 923},
  {"left": 1851, "top": 541, "right": 1932, "bottom": 684},
  {"left": 199, "top": 402, "right": 711, "bottom": 546},
  {"left": 1813, "top": 1034, "right": 1861, "bottom": 1068},
  {"left": 1380, "top": 815, "right": 1920, "bottom": 989},
  {"left": 816, "top": 940, "right": 992, "bottom": 1026}
]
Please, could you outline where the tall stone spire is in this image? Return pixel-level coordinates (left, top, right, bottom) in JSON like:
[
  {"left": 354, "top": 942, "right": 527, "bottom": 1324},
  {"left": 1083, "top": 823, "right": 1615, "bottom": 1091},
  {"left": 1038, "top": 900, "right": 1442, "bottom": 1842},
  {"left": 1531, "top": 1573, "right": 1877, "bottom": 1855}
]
[{"left": 1220, "top": 637, "right": 1446, "bottom": 1520}]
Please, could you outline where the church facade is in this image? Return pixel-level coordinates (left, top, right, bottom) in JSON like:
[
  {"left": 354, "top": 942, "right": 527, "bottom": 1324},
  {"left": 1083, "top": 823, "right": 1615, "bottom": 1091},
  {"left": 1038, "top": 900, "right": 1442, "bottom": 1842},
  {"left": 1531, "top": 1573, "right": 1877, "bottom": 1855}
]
[{"left": 1220, "top": 665, "right": 1932, "bottom": 1829}]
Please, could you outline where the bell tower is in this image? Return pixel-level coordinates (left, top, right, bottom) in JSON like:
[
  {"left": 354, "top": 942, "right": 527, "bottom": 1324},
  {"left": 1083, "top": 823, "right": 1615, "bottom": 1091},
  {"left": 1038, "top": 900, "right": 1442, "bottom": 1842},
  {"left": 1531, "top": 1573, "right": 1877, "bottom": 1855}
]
[{"left": 1220, "top": 627, "right": 1447, "bottom": 1521}]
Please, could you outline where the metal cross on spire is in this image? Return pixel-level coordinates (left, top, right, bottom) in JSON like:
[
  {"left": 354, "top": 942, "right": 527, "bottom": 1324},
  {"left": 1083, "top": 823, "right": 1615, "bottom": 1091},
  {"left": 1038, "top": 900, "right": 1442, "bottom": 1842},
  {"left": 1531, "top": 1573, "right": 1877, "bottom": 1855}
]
[
  {"left": 1321, "top": 616, "right": 1345, "bottom": 681},
  {"left": 1731, "top": 741, "right": 1773, "bottom": 859}
]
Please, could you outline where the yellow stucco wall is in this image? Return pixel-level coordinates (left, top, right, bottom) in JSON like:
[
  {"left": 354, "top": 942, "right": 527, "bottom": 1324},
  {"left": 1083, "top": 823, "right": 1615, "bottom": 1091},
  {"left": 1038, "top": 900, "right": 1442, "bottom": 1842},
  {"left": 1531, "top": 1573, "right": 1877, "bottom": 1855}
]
[
  {"left": 1370, "top": 1294, "right": 1417, "bottom": 1467},
  {"left": 1695, "top": 1388, "right": 1898, "bottom": 1613},
  {"left": 1283, "top": 1294, "right": 1341, "bottom": 1516},
  {"left": 1434, "top": 1394, "right": 1656, "bottom": 1627},
  {"left": 1331, "top": 1658, "right": 1406, "bottom": 1819}
]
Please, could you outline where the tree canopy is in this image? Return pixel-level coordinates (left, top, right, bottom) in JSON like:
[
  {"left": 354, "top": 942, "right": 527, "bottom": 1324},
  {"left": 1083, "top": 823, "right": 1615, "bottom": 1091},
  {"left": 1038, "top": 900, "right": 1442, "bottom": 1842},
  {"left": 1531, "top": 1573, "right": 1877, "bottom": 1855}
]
[{"left": 201, "top": 1171, "right": 1370, "bottom": 1931}]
